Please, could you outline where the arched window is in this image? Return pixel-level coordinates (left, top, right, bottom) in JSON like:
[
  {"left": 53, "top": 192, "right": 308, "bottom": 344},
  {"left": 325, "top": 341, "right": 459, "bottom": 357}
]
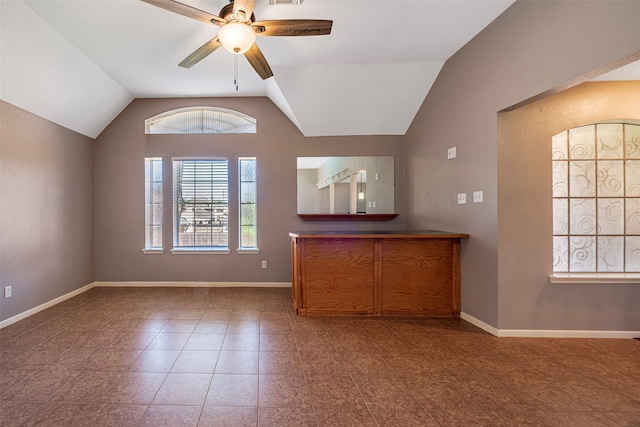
[
  {"left": 552, "top": 122, "right": 640, "bottom": 273},
  {"left": 145, "top": 106, "right": 256, "bottom": 134}
]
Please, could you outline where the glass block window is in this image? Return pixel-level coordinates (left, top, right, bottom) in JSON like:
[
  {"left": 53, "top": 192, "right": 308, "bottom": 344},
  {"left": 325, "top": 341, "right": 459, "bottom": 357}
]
[
  {"left": 552, "top": 123, "right": 640, "bottom": 272},
  {"left": 144, "top": 157, "right": 163, "bottom": 250},
  {"left": 173, "top": 159, "right": 229, "bottom": 249},
  {"left": 239, "top": 157, "right": 258, "bottom": 249},
  {"left": 145, "top": 107, "right": 256, "bottom": 134}
]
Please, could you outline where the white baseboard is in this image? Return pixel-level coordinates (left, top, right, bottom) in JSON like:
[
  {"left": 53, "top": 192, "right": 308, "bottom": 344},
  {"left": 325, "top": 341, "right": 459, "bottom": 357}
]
[
  {"left": 95, "top": 281, "right": 292, "bottom": 288},
  {"left": 0, "top": 282, "right": 96, "bottom": 329},
  {"left": 461, "top": 311, "right": 640, "bottom": 339}
]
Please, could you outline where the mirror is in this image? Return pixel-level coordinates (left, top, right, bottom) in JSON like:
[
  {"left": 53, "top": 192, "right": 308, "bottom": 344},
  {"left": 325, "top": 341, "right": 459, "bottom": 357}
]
[{"left": 297, "top": 156, "right": 394, "bottom": 214}]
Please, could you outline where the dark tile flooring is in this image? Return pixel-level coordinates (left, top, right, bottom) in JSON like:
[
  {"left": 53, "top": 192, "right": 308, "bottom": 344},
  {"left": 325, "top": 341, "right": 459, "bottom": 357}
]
[{"left": 0, "top": 287, "right": 638, "bottom": 426}]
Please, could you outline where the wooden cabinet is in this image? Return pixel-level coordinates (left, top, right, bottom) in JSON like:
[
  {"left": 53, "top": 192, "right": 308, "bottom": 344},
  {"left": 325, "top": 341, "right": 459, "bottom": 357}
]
[{"left": 290, "top": 231, "right": 468, "bottom": 317}]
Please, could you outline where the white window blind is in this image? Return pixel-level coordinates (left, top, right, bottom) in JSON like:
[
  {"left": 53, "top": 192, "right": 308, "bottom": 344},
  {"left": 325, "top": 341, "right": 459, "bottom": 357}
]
[
  {"left": 173, "top": 159, "right": 229, "bottom": 249},
  {"left": 145, "top": 107, "right": 256, "bottom": 134}
]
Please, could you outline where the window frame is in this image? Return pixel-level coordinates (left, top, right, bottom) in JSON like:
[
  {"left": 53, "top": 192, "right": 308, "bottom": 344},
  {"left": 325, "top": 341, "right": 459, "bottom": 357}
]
[
  {"left": 238, "top": 157, "right": 259, "bottom": 253},
  {"left": 143, "top": 157, "right": 164, "bottom": 254}
]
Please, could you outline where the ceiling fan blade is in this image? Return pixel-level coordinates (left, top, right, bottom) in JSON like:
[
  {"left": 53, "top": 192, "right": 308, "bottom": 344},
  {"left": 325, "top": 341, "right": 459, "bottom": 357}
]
[
  {"left": 232, "top": 0, "right": 255, "bottom": 22},
  {"left": 252, "top": 20, "right": 333, "bottom": 36},
  {"left": 244, "top": 43, "right": 273, "bottom": 80},
  {"left": 141, "top": 0, "right": 225, "bottom": 25},
  {"left": 179, "top": 36, "right": 222, "bottom": 68}
]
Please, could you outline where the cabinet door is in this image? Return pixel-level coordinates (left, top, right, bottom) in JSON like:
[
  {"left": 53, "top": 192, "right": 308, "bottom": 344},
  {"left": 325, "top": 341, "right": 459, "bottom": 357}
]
[
  {"left": 380, "top": 239, "right": 455, "bottom": 316},
  {"left": 303, "top": 238, "right": 375, "bottom": 315}
]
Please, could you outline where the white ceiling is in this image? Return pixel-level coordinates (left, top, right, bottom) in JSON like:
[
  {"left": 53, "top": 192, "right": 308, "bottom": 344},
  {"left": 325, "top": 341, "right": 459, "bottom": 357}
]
[{"left": 5, "top": 0, "right": 637, "bottom": 140}]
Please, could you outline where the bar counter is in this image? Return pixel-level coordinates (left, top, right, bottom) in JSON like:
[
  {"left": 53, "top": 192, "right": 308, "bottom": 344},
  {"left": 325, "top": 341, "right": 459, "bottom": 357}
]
[{"left": 289, "top": 230, "right": 469, "bottom": 317}]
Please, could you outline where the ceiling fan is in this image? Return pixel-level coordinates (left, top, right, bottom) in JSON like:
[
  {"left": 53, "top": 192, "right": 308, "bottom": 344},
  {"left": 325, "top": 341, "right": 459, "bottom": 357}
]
[{"left": 141, "top": 0, "right": 333, "bottom": 80}]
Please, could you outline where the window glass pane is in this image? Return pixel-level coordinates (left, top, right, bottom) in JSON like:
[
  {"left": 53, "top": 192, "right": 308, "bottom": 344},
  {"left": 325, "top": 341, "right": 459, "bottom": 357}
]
[
  {"left": 173, "top": 159, "right": 228, "bottom": 248},
  {"left": 145, "top": 158, "right": 163, "bottom": 250},
  {"left": 239, "top": 158, "right": 257, "bottom": 249},
  {"left": 596, "top": 123, "right": 623, "bottom": 159},
  {"left": 625, "top": 124, "right": 640, "bottom": 159},
  {"left": 551, "top": 131, "right": 567, "bottom": 160},
  {"left": 597, "top": 236, "right": 624, "bottom": 272},
  {"left": 553, "top": 236, "right": 569, "bottom": 273},
  {"left": 597, "top": 198, "right": 624, "bottom": 235},
  {"left": 596, "top": 160, "right": 623, "bottom": 197},
  {"left": 569, "top": 161, "right": 595, "bottom": 197},
  {"left": 625, "top": 236, "right": 640, "bottom": 272},
  {"left": 552, "top": 161, "right": 568, "bottom": 197},
  {"left": 569, "top": 236, "right": 596, "bottom": 272},
  {"left": 146, "top": 107, "right": 256, "bottom": 134},
  {"left": 569, "top": 198, "right": 596, "bottom": 235},
  {"left": 569, "top": 125, "right": 595, "bottom": 159},
  {"left": 553, "top": 199, "right": 568, "bottom": 235},
  {"left": 625, "top": 160, "right": 640, "bottom": 196},
  {"left": 625, "top": 198, "right": 640, "bottom": 234}
]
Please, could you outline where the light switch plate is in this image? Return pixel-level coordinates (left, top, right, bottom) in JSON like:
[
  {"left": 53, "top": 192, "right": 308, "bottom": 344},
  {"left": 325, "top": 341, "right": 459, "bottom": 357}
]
[
  {"left": 473, "top": 191, "right": 484, "bottom": 203},
  {"left": 447, "top": 147, "right": 457, "bottom": 160},
  {"left": 457, "top": 193, "right": 466, "bottom": 204}
]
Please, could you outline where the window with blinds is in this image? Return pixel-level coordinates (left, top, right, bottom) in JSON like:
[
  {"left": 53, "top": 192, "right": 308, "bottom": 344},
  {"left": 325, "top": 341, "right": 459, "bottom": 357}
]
[
  {"left": 173, "top": 159, "right": 229, "bottom": 250},
  {"left": 239, "top": 158, "right": 257, "bottom": 249},
  {"left": 144, "top": 157, "right": 163, "bottom": 251}
]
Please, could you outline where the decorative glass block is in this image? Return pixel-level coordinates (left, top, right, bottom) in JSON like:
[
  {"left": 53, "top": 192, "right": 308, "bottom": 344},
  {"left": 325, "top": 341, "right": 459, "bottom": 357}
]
[
  {"left": 626, "top": 198, "right": 640, "bottom": 234},
  {"left": 625, "top": 160, "right": 640, "bottom": 196},
  {"left": 552, "top": 161, "right": 568, "bottom": 197},
  {"left": 596, "top": 123, "right": 623, "bottom": 159},
  {"left": 569, "top": 198, "right": 596, "bottom": 235},
  {"left": 240, "top": 204, "right": 256, "bottom": 226},
  {"left": 553, "top": 236, "right": 569, "bottom": 272},
  {"left": 625, "top": 236, "right": 640, "bottom": 272},
  {"left": 625, "top": 123, "right": 640, "bottom": 159},
  {"left": 569, "top": 161, "right": 595, "bottom": 197},
  {"left": 240, "top": 182, "right": 256, "bottom": 204},
  {"left": 569, "top": 125, "right": 595, "bottom": 159},
  {"left": 241, "top": 226, "right": 257, "bottom": 248},
  {"left": 569, "top": 236, "right": 596, "bottom": 272},
  {"left": 597, "top": 236, "right": 624, "bottom": 272},
  {"left": 596, "top": 161, "right": 623, "bottom": 197},
  {"left": 597, "top": 198, "right": 624, "bottom": 235},
  {"left": 552, "top": 131, "right": 567, "bottom": 160},
  {"left": 553, "top": 199, "right": 568, "bottom": 234},
  {"left": 240, "top": 160, "right": 255, "bottom": 182}
]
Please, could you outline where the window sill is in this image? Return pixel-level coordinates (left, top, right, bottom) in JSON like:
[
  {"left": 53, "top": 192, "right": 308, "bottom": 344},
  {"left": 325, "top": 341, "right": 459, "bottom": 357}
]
[
  {"left": 237, "top": 248, "right": 260, "bottom": 254},
  {"left": 142, "top": 248, "right": 164, "bottom": 254},
  {"left": 550, "top": 273, "right": 640, "bottom": 284},
  {"left": 171, "top": 248, "right": 231, "bottom": 255}
]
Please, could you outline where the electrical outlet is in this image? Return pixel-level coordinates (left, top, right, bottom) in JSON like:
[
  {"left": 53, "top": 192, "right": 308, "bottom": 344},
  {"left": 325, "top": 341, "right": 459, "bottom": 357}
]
[
  {"left": 261, "top": 260, "right": 267, "bottom": 269},
  {"left": 457, "top": 193, "right": 466, "bottom": 204},
  {"left": 447, "top": 147, "right": 457, "bottom": 160},
  {"left": 4, "top": 286, "right": 12, "bottom": 298},
  {"left": 473, "top": 191, "right": 484, "bottom": 203}
]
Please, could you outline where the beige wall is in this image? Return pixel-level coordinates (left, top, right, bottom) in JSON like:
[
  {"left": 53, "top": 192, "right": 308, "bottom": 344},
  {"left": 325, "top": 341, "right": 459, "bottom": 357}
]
[
  {"left": 0, "top": 101, "right": 94, "bottom": 321},
  {"left": 94, "top": 97, "right": 405, "bottom": 283},
  {"left": 405, "top": 0, "right": 640, "bottom": 329},
  {"left": 499, "top": 82, "right": 640, "bottom": 330}
]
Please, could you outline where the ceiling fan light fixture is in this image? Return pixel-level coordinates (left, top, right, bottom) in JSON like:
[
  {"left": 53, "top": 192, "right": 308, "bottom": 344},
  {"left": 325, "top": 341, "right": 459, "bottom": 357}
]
[{"left": 218, "top": 22, "right": 256, "bottom": 54}]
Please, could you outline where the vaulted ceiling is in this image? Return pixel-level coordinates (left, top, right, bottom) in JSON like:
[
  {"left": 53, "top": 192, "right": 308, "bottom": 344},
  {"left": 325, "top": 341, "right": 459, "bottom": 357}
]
[{"left": 1, "top": 1, "right": 637, "bottom": 139}]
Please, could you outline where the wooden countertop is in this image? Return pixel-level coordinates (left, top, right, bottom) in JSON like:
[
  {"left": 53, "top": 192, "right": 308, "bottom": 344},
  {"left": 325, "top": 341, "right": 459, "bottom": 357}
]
[{"left": 289, "top": 230, "right": 469, "bottom": 239}]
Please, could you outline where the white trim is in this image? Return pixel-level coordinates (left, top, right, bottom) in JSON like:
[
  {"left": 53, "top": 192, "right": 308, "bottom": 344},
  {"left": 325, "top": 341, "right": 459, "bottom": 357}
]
[
  {"left": 0, "top": 282, "right": 96, "bottom": 329},
  {"left": 236, "top": 248, "right": 260, "bottom": 254},
  {"left": 142, "top": 248, "right": 164, "bottom": 254},
  {"left": 170, "top": 248, "right": 231, "bottom": 255},
  {"left": 460, "top": 312, "right": 499, "bottom": 336},
  {"left": 95, "top": 281, "right": 292, "bottom": 288},
  {"left": 550, "top": 273, "right": 640, "bottom": 284},
  {"left": 460, "top": 312, "right": 640, "bottom": 338}
]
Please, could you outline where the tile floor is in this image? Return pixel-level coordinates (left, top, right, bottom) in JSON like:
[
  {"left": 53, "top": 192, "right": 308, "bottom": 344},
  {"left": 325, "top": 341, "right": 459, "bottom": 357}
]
[{"left": 1, "top": 286, "right": 639, "bottom": 426}]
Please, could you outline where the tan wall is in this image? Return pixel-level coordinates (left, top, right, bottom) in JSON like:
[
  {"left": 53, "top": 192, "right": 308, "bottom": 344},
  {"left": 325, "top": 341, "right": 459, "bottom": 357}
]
[
  {"left": 0, "top": 101, "right": 94, "bottom": 321},
  {"left": 94, "top": 97, "right": 405, "bottom": 283},
  {"left": 405, "top": 0, "right": 640, "bottom": 329},
  {"left": 498, "top": 82, "right": 640, "bottom": 330}
]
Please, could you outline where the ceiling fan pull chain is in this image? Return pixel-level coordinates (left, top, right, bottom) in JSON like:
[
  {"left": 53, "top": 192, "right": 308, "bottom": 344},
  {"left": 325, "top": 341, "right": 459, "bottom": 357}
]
[{"left": 234, "top": 53, "right": 239, "bottom": 91}]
